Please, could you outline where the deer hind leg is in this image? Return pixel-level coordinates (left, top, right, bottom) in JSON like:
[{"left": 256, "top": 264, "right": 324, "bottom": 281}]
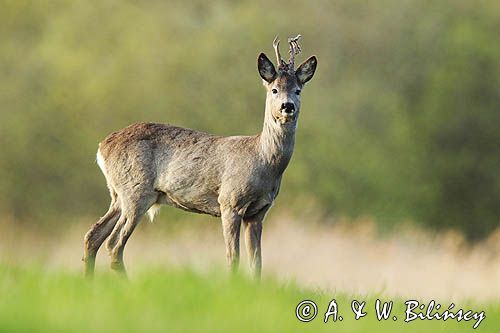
[
  {"left": 243, "top": 206, "right": 269, "bottom": 279},
  {"left": 106, "top": 214, "right": 125, "bottom": 255},
  {"left": 107, "top": 192, "right": 157, "bottom": 276},
  {"left": 83, "top": 191, "right": 121, "bottom": 278},
  {"left": 221, "top": 209, "right": 242, "bottom": 274}
]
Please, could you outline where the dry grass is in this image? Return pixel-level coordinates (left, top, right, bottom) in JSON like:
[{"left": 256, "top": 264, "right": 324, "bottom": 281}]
[{"left": 1, "top": 212, "right": 499, "bottom": 302}]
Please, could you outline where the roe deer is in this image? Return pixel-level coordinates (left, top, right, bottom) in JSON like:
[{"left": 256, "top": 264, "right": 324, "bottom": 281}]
[{"left": 83, "top": 35, "right": 317, "bottom": 278}]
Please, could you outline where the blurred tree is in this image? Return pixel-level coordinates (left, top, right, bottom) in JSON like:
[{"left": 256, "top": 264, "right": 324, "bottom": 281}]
[{"left": 0, "top": 0, "right": 498, "bottom": 239}]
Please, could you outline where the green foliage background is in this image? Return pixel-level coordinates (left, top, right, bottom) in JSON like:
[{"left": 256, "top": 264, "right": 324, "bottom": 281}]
[{"left": 1, "top": 0, "right": 499, "bottom": 239}]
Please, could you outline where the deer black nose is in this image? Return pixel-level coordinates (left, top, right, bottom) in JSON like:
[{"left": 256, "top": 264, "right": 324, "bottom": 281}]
[{"left": 281, "top": 102, "right": 295, "bottom": 114}]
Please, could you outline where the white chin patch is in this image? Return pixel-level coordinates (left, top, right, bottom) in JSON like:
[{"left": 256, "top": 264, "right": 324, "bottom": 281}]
[{"left": 279, "top": 114, "right": 295, "bottom": 124}]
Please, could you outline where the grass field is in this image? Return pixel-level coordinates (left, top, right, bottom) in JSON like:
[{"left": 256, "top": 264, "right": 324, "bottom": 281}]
[{"left": 0, "top": 264, "right": 498, "bottom": 333}]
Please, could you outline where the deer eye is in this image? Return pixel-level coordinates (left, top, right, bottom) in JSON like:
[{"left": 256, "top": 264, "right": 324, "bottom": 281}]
[
  {"left": 295, "top": 89, "right": 301, "bottom": 95},
  {"left": 271, "top": 88, "right": 278, "bottom": 94}
]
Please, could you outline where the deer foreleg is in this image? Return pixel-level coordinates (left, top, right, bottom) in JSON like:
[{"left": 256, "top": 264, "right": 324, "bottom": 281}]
[
  {"left": 243, "top": 205, "right": 269, "bottom": 279},
  {"left": 221, "top": 209, "right": 242, "bottom": 274}
]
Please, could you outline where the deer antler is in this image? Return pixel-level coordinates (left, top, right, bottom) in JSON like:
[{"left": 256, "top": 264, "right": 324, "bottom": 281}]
[
  {"left": 288, "top": 34, "right": 302, "bottom": 69},
  {"left": 273, "top": 35, "right": 285, "bottom": 68},
  {"left": 273, "top": 34, "right": 302, "bottom": 71}
]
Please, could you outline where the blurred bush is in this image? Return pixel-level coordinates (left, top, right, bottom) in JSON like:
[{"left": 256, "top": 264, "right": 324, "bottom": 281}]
[{"left": 0, "top": 0, "right": 498, "bottom": 239}]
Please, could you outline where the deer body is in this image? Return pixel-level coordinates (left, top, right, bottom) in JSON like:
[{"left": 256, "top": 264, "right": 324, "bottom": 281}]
[
  {"left": 83, "top": 36, "right": 317, "bottom": 278},
  {"left": 98, "top": 122, "right": 290, "bottom": 219}
]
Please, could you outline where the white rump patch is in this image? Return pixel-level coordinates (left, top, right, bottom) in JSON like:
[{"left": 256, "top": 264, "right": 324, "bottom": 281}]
[
  {"left": 96, "top": 149, "right": 107, "bottom": 176},
  {"left": 147, "top": 204, "right": 161, "bottom": 222}
]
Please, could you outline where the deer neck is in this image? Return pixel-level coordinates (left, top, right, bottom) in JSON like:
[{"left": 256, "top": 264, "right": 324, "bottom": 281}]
[{"left": 258, "top": 104, "right": 297, "bottom": 174}]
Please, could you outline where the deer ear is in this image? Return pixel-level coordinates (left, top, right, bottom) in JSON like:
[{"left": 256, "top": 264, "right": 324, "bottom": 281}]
[
  {"left": 296, "top": 56, "right": 317, "bottom": 85},
  {"left": 257, "top": 53, "right": 277, "bottom": 83}
]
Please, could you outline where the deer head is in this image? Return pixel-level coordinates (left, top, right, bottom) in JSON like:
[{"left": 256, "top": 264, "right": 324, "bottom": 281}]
[{"left": 257, "top": 35, "right": 317, "bottom": 125}]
